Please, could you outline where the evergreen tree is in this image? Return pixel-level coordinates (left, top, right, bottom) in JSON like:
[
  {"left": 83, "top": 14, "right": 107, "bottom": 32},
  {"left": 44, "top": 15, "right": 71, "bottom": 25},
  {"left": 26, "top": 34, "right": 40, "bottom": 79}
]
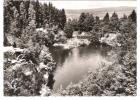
[
  {"left": 24, "top": 0, "right": 30, "bottom": 19},
  {"left": 111, "top": 12, "right": 118, "bottom": 21},
  {"left": 28, "top": 2, "right": 36, "bottom": 21},
  {"left": 95, "top": 16, "right": 100, "bottom": 23},
  {"left": 129, "top": 10, "right": 136, "bottom": 23},
  {"left": 78, "top": 12, "right": 86, "bottom": 32},
  {"left": 28, "top": 2, "right": 36, "bottom": 35},
  {"left": 4, "top": 0, "right": 14, "bottom": 33},
  {"left": 48, "top": 2, "right": 53, "bottom": 23},
  {"left": 93, "top": 16, "right": 100, "bottom": 32},
  {"left": 78, "top": 13, "right": 94, "bottom": 32},
  {"left": 43, "top": 3, "right": 49, "bottom": 26},
  {"left": 10, "top": 6, "right": 20, "bottom": 38},
  {"left": 83, "top": 13, "right": 94, "bottom": 32},
  {"left": 59, "top": 9, "right": 66, "bottom": 29},
  {"left": 103, "top": 12, "right": 109, "bottom": 23},
  {"left": 20, "top": 2, "right": 27, "bottom": 29},
  {"left": 64, "top": 19, "right": 73, "bottom": 38},
  {"left": 35, "top": 0, "right": 43, "bottom": 28},
  {"left": 110, "top": 12, "right": 119, "bottom": 31}
]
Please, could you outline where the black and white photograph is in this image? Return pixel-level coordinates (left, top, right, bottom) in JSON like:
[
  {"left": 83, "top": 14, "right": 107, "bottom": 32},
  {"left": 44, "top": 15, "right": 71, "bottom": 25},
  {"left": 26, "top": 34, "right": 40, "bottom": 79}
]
[{"left": 3, "top": 0, "right": 137, "bottom": 96}]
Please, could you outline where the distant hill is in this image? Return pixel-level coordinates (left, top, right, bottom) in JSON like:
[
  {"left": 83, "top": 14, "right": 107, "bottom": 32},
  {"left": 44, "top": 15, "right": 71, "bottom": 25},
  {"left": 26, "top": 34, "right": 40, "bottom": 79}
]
[{"left": 65, "top": 7, "right": 136, "bottom": 19}]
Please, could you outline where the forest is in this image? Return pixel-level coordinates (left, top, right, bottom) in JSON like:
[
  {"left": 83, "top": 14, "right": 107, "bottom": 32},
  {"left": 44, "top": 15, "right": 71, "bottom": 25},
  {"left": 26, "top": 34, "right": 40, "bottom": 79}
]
[{"left": 4, "top": 0, "right": 136, "bottom": 96}]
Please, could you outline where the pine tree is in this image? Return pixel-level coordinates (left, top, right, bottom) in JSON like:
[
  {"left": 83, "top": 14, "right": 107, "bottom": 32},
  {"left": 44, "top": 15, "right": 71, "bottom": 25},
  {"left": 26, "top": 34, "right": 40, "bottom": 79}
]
[
  {"left": 43, "top": 3, "right": 49, "bottom": 26},
  {"left": 103, "top": 12, "right": 109, "bottom": 23},
  {"left": 129, "top": 10, "right": 136, "bottom": 23},
  {"left": 78, "top": 12, "right": 86, "bottom": 32},
  {"left": 48, "top": 2, "right": 53, "bottom": 23},
  {"left": 35, "top": 0, "right": 43, "bottom": 28},
  {"left": 10, "top": 6, "right": 20, "bottom": 38},
  {"left": 111, "top": 12, "right": 118, "bottom": 21},
  {"left": 64, "top": 19, "right": 73, "bottom": 38},
  {"left": 28, "top": 2, "right": 36, "bottom": 35},
  {"left": 9, "top": 6, "right": 20, "bottom": 47},
  {"left": 28, "top": 2, "right": 36, "bottom": 21},
  {"left": 24, "top": 0, "right": 30, "bottom": 19},
  {"left": 59, "top": 9, "right": 66, "bottom": 29},
  {"left": 20, "top": 2, "right": 27, "bottom": 29},
  {"left": 95, "top": 16, "right": 100, "bottom": 23},
  {"left": 110, "top": 12, "right": 120, "bottom": 31},
  {"left": 83, "top": 13, "right": 94, "bottom": 32},
  {"left": 4, "top": 0, "right": 14, "bottom": 33}
]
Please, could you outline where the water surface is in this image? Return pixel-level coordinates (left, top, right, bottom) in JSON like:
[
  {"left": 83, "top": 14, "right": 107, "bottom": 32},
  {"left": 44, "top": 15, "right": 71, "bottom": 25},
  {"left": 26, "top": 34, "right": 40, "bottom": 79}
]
[{"left": 49, "top": 45, "right": 111, "bottom": 90}]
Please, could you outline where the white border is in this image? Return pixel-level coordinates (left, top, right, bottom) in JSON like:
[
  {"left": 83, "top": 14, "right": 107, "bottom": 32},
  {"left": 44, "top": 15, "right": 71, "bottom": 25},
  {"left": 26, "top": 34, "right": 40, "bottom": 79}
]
[{"left": 0, "top": 0, "right": 140, "bottom": 100}]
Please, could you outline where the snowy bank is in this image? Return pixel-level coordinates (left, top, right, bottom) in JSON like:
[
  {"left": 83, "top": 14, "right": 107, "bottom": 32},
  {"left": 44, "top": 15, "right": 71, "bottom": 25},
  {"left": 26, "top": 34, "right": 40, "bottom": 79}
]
[{"left": 53, "top": 38, "right": 90, "bottom": 49}]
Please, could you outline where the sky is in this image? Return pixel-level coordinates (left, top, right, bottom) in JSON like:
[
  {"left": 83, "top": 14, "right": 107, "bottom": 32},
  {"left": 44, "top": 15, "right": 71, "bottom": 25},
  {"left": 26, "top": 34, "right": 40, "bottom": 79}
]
[{"left": 39, "top": 0, "right": 137, "bottom": 9}]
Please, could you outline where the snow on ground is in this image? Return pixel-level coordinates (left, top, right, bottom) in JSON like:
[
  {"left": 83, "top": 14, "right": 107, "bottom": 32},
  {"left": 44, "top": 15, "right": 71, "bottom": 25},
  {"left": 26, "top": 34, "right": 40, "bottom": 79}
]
[
  {"left": 100, "top": 33, "right": 121, "bottom": 47},
  {"left": 3, "top": 46, "right": 24, "bottom": 53}
]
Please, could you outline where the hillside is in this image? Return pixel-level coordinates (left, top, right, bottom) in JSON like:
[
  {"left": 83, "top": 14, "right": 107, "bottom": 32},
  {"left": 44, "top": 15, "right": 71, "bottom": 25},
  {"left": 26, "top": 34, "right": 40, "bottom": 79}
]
[{"left": 65, "top": 6, "right": 136, "bottom": 19}]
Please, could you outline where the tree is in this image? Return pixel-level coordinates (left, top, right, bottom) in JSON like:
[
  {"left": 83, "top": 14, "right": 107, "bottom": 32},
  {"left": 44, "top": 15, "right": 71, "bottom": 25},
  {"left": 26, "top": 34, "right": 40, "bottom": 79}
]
[
  {"left": 128, "top": 10, "right": 136, "bottom": 23},
  {"left": 92, "top": 16, "right": 101, "bottom": 33},
  {"left": 28, "top": 2, "right": 36, "bottom": 21},
  {"left": 10, "top": 6, "right": 20, "bottom": 38},
  {"left": 78, "top": 13, "right": 94, "bottom": 32},
  {"left": 59, "top": 9, "right": 66, "bottom": 29},
  {"left": 78, "top": 12, "right": 86, "bottom": 32},
  {"left": 110, "top": 12, "right": 119, "bottom": 31},
  {"left": 64, "top": 19, "right": 73, "bottom": 38},
  {"left": 42, "top": 3, "right": 49, "bottom": 26},
  {"left": 103, "top": 12, "right": 109, "bottom": 24},
  {"left": 70, "top": 19, "right": 79, "bottom": 31},
  {"left": 24, "top": 0, "right": 30, "bottom": 19},
  {"left": 95, "top": 16, "right": 100, "bottom": 24},
  {"left": 18, "top": 1, "right": 36, "bottom": 48},
  {"left": 20, "top": 2, "right": 27, "bottom": 29},
  {"left": 28, "top": 2, "right": 36, "bottom": 36},
  {"left": 111, "top": 12, "right": 118, "bottom": 22},
  {"left": 34, "top": 0, "right": 43, "bottom": 28},
  {"left": 83, "top": 13, "right": 94, "bottom": 32},
  {"left": 4, "top": 0, "right": 13, "bottom": 33}
]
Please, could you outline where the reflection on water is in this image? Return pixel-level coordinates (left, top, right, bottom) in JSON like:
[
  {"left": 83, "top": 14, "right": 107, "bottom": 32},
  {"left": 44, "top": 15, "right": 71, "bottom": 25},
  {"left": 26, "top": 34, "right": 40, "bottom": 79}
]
[{"left": 49, "top": 45, "right": 111, "bottom": 91}]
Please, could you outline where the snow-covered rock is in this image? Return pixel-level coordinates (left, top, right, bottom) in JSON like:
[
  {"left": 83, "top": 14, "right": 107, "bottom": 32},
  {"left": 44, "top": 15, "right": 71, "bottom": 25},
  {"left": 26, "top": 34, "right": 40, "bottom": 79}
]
[{"left": 100, "top": 33, "right": 121, "bottom": 47}]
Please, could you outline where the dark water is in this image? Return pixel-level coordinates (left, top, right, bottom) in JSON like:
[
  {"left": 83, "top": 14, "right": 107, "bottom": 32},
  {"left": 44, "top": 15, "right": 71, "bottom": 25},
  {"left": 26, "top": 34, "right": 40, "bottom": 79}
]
[{"left": 49, "top": 44, "right": 111, "bottom": 91}]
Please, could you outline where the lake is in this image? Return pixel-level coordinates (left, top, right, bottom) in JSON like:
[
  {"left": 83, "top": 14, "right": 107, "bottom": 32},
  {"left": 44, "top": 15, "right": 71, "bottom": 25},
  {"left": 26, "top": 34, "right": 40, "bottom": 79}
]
[{"left": 49, "top": 44, "right": 112, "bottom": 91}]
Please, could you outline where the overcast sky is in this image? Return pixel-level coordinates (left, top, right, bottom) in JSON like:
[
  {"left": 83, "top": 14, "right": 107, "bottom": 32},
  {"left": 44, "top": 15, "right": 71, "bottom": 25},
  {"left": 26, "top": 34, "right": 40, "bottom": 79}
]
[{"left": 39, "top": 0, "right": 136, "bottom": 9}]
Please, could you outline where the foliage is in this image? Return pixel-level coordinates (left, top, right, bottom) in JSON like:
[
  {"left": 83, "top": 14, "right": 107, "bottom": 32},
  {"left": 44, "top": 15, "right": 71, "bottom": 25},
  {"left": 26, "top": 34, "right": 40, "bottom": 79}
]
[
  {"left": 109, "top": 12, "right": 120, "bottom": 31},
  {"left": 78, "top": 13, "right": 94, "bottom": 32},
  {"left": 4, "top": 45, "right": 56, "bottom": 96},
  {"left": 4, "top": 0, "right": 66, "bottom": 46},
  {"left": 64, "top": 19, "right": 74, "bottom": 38},
  {"left": 56, "top": 10, "right": 137, "bottom": 96}
]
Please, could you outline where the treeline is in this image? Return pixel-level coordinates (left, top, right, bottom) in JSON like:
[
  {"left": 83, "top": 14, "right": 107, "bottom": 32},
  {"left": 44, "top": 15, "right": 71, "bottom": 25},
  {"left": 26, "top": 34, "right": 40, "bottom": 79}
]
[
  {"left": 4, "top": 0, "right": 66, "bottom": 45},
  {"left": 64, "top": 10, "right": 136, "bottom": 38}
]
